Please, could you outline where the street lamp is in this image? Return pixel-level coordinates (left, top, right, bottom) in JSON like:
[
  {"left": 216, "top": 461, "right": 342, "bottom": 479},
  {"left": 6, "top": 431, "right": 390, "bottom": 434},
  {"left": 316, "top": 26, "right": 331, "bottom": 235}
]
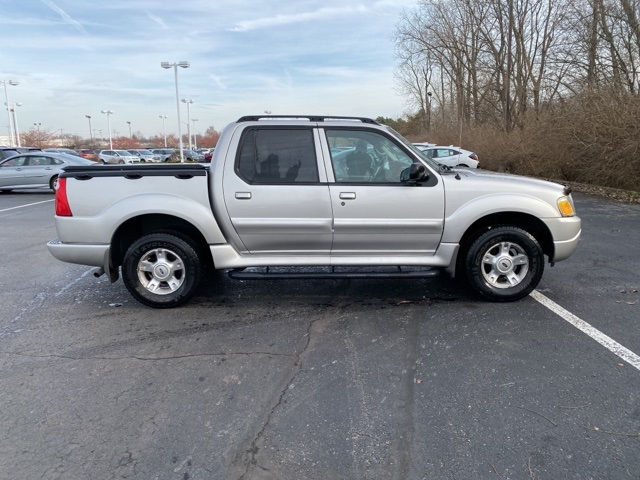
[
  {"left": 191, "top": 118, "right": 199, "bottom": 149},
  {"left": 126, "top": 121, "right": 132, "bottom": 138},
  {"left": 101, "top": 110, "right": 114, "bottom": 149},
  {"left": 1, "top": 79, "right": 19, "bottom": 147},
  {"left": 181, "top": 98, "right": 194, "bottom": 150},
  {"left": 85, "top": 115, "right": 93, "bottom": 142},
  {"left": 159, "top": 115, "right": 168, "bottom": 147},
  {"left": 10, "top": 102, "right": 22, "bottom": 147},
  {"left": 161, "top": 60, "right": 190, "bottom": 162}
]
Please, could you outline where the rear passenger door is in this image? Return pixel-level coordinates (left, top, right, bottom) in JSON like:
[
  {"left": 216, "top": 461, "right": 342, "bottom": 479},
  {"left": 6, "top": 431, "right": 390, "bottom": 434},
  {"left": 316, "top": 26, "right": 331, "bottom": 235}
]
[
  {"left": 222, "top": 127, "right": 333, "bottom": 255},
  {"left": 23, "top": 155, "right": 59, "bottom": 185}
]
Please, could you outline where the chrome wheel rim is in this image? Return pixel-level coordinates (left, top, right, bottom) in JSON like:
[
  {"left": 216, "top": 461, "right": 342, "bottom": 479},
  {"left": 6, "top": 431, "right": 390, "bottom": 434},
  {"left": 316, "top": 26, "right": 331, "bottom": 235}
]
[
  {"left": 137, "top": 248, "right": 185, "bottom": 295},
  {"left": 481, "top": 241, "right": 529, "bottom": 289}
]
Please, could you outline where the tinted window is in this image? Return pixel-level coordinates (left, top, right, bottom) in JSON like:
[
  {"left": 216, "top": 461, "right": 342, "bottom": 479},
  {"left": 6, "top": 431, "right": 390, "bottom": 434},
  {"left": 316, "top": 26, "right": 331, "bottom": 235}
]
[{"left": 236, "top": 128, "right": 319, "bottom": 184}]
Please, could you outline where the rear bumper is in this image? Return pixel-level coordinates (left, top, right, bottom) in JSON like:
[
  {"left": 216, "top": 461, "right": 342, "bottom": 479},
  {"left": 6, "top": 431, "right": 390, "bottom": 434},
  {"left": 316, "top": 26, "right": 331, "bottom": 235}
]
[{"left": 47, "top": 240, "right": 110, "bottom": 269}]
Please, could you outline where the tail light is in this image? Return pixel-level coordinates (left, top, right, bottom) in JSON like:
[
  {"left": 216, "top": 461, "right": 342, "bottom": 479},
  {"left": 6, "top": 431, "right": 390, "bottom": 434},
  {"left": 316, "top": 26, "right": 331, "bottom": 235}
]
[
  {"left": 470, "top": 153, "right": 478, "bottom": 160},
  {"left": 55, "top": 177, "right": 73, "bottom": 217}
]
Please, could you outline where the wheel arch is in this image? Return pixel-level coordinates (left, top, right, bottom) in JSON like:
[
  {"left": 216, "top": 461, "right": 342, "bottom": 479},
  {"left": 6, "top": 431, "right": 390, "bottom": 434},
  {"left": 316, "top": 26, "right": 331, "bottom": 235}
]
[
  {"left": 452, "top": 212, "right": 554, "bottom": 277},
  {"left": 110, "top": 214, "right": 213, "bottom": 271}
]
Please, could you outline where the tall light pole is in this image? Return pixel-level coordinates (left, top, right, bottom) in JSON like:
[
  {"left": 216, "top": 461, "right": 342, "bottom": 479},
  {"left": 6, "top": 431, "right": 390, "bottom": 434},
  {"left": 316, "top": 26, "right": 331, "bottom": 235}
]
[
  {"left": 159, "top": 115, "right": 168, "bottom": 147},
  {"left": 161, "top": 60, "right": 190, "bottom": 162},
  {"left": 181, "top": 98, "right": 194, "bottom": 150},
  {"left": 10, "top": 102, "right": 22, "bottom": 147},
  {"left": 1, "top": 79, "right": 19, "bottom": 147},
  {"left": 191, "top": 118, "right": 198, "bottom": 150},
  {"left": 85, "top": 115, "right": 93, "bottom": 142},
  {"left": 126, "top": 121, "right": 132, "bottom": 138},
  {"left": 101, "top": 110, "right": 114, "bottom": 149}
]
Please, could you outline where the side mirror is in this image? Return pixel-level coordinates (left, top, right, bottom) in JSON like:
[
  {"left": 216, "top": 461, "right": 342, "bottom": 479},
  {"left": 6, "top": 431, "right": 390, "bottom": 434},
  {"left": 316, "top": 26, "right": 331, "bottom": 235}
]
[
  {"left": 409, "top": 163, "right": 428, "bottom": 180},
  {"left": 400, "top": 163, "right": 429, "bottom": 183}
]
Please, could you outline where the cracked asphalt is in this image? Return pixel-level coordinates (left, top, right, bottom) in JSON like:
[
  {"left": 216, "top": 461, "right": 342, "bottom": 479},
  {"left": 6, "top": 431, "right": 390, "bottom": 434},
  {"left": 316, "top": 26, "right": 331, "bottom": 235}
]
[{"left": 1, "top": 191, "right": 639, "bottom": 480}]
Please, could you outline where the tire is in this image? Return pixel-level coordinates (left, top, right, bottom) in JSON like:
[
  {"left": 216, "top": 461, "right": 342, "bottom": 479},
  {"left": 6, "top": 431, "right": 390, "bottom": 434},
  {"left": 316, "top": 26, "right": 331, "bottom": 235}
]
[
  {"left": 49, "top": 175, "right": 59, "bottom": 191},
  {"left": 464, "top": 226, "right": 544, "bottom": 301},
  {"left": 122, "top": 232, "right": 203, "bottom": 308}
]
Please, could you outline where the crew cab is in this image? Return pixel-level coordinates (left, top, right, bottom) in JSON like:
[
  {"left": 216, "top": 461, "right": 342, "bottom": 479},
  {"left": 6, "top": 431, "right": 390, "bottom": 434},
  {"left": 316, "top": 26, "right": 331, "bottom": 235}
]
[{"left": 47, "top": 115, "right": 581, "bottom": 308}]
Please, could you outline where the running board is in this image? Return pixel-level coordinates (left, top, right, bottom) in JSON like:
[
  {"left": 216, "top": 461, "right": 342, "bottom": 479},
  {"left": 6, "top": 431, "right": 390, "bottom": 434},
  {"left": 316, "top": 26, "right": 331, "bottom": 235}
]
[{"left": 228, "top": 267, "right": 440, "bottom": 280}]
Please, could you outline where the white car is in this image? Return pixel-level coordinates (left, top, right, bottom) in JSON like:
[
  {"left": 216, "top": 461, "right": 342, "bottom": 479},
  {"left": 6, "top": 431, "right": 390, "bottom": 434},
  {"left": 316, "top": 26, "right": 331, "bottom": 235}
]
[
  {"left": 99, "top": 150, "right": 141, "bottom": 164},
  {"left": 416, "top": 145, "right": 479, "bottom": 168}
]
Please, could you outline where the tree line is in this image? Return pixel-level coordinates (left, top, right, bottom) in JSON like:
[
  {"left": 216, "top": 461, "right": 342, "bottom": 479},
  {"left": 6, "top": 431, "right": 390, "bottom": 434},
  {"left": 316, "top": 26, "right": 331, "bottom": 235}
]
[
  {"left": 391, "top": 0, "right": 640, "bottom": 192},
  {"left": 20, "top": 125, "right": 221, "bottom": 151}
]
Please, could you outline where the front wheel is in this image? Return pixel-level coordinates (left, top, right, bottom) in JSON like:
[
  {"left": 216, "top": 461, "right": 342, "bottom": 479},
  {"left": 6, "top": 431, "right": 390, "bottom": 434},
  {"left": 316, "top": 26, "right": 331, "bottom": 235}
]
[
  {"left": 122, "top": 232, "right": 202, "bottom": 308},
  {"left": 464, "top": 226, "right": 544, "bottom": 301}
]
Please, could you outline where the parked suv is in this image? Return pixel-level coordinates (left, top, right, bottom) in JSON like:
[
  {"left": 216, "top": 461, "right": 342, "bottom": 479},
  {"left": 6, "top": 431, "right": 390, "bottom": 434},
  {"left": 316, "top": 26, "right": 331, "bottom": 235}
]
[
  {"left": 128, "top": 149, "right": 162, "bottom": 162},
  {"left": 0, "top": 147, "right": 20, "bottom": 161},
  {"left": 98, "top": 150, "right": 141, "bottom": 164}
]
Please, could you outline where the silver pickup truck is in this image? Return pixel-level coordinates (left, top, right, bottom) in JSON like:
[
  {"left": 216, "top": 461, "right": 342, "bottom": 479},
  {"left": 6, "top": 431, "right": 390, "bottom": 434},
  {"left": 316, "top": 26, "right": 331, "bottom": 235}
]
[{"left": 47, "top": 115, "right": 581, "bottom": 308}]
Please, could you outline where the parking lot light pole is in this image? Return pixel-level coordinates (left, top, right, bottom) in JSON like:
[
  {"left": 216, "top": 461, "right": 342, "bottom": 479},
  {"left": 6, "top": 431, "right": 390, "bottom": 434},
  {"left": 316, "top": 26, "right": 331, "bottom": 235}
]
[
  {"left": 191, "top": 118, "right": 198, "bottom": 150},
  {"left": 85, "top": 115, "right": 93, "bottom": 142},
  {"left": 127, "top": 121, "right": 132, "bottom": 138},
  {"left": 161, "top": 61, "right": 190, "bottom": 162},
  {"left": 11, "top": 102, "right": 22, "bottom": 147},
  {"left": 1, "top": 79, "right": 19, "bottom": 147},
  {"left": 101, "top": 110, "right": 114, "bottom": 149},
  {"left": 159, "top": 115, "right": 168, "bottom": 147},
  {"left": 181, "top": 98, "right": 194, "bottom": 151}
]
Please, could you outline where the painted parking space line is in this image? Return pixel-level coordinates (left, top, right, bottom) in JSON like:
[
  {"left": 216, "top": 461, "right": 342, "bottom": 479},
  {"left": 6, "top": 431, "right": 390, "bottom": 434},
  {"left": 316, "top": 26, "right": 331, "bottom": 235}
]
[
  {"left": 0, "top": 199, "right": 53, "bottom": 213},
  {"left": 531, "top": 290, "right": 640, "bottom": 371}
]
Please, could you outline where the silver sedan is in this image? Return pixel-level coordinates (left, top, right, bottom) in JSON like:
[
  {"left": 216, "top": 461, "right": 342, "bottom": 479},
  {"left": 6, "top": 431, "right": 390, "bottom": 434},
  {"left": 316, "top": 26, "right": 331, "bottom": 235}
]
[{"left": 0, "top": 152, "right": 95, "bottom": 192}]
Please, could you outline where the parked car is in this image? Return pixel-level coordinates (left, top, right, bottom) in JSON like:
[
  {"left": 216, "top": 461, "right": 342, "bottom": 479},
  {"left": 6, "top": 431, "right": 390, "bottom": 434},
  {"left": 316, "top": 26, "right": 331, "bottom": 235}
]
[
  {"left": 98, "top": 149, "right": 141, "bottom": 164},
  {"left": 183, "top": 149, "right": 205, "bottom": 162},
  {"left": 150, "top": 148, "right": 175, "bottom": 162},
  {"left": 0, "top": 151, "right": 94, "bottom": 192},
  {"left": 0, "top": 147, "right": 20, "bottom": 161},
  {"left": 78, "top": 149, "right": 100, "bottom": 161},
  {"left": 417, "top": 146, "right": 479, "bottom": 168},
  {"left": 44, "top": 148, "right": 82, "bottom": 157},
  {"left": 128, "top": 149, "right": 162, "bottom": 163},
  {"left": 412, "top": 142, "right": 436, "bottom": 149}
]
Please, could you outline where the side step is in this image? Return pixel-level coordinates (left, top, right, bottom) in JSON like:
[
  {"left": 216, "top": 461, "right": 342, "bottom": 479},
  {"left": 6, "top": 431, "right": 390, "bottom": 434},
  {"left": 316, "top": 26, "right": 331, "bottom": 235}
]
[{"left": 228, "top": 266, "right": 440, "bottom": 280}]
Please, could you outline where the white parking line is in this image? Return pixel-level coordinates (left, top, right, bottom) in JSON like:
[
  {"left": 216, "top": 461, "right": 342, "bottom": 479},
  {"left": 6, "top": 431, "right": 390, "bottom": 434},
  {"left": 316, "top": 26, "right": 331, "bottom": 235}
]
[
  {"left": 531, "top": 290, "right": 640, "bottom": 371},
  {"left": 0, "top": 199, "right": 53, "bottom": 213}
]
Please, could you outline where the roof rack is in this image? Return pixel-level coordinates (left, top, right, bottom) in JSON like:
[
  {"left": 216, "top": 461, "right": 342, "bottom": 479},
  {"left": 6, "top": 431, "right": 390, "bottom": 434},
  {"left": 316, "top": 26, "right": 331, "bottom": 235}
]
[{"left": 237, "top": 115, "right": 379, "bottom": 125}]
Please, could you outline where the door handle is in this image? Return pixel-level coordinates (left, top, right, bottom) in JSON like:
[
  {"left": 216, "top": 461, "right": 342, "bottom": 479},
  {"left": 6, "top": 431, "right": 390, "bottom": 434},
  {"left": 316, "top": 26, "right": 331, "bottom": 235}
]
[
  {"left": 235, "top": 192, "right": 252, "bottom": 200},
  {"left": 339, "top": 192, "right": 356, "bottom": 200}
]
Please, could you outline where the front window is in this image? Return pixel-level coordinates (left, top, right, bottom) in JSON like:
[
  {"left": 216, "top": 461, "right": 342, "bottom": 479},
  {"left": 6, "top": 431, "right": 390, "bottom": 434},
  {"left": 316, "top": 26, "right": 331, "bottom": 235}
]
[{"left": 325, "top": 129, "right": 416, "bottom": 183}]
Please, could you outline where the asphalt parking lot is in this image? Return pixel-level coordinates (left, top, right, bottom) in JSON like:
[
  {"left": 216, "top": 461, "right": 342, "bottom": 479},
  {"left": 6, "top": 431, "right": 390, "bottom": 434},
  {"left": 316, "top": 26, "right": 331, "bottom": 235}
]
[{"left": 0, "top": 190, "right": 638, "bottom": 480}]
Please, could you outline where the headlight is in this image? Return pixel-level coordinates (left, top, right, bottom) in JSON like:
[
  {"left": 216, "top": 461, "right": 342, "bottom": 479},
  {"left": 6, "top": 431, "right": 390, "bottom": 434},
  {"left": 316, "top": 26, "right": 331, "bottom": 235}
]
[{"left": 557, "top": 196, "right": 576, "bottom": 217}]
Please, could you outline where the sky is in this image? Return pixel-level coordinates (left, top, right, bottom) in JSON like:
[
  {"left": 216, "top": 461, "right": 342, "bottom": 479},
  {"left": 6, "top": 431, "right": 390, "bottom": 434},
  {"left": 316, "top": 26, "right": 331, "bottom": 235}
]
[{"left": 0, "top": 0, "right": 418, "bottom": 142}]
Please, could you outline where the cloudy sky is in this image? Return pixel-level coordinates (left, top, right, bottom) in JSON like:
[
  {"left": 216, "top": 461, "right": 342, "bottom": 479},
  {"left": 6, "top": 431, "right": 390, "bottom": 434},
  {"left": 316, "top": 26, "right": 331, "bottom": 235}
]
[{"left": 0, "top": 0, "right": 418, "bottom": 141}]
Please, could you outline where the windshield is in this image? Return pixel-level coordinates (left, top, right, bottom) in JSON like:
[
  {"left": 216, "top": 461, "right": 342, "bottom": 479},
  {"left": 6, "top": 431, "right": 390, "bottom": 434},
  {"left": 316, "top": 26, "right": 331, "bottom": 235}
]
[
  {"left": 116, "top": 150, "right": 135, "bottom": 156},
  {"left": 383, "top": 125, "right": 445, "bottom": 172},
  {"left": 137, "top": 149, "right": 153, "bottom": 154}
]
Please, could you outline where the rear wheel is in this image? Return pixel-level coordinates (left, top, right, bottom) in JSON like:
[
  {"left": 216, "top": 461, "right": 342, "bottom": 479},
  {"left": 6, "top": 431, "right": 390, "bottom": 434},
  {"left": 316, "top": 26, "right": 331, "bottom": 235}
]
[
  {"left": 463, "top": 226, "right": 544, "bottom": 301},
  {"left": 49, "top": 175, "right": 59, "bottom": 191},
  {"left": 122, "top": 232, "right": 202, "bottom": 308}
]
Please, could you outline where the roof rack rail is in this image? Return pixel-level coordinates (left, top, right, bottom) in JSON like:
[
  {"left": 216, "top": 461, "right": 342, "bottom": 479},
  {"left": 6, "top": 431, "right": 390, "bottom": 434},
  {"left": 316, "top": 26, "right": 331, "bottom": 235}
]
[{"left": 237, "top": 115, "right": 380, "bottom": 125}]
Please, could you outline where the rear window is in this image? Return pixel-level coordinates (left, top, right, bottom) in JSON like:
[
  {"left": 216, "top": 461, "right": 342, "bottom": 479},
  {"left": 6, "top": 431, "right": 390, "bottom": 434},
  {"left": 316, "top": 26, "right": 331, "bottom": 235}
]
[{"left": 236, "top": 128, "right": 319, "bottom": 184}]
